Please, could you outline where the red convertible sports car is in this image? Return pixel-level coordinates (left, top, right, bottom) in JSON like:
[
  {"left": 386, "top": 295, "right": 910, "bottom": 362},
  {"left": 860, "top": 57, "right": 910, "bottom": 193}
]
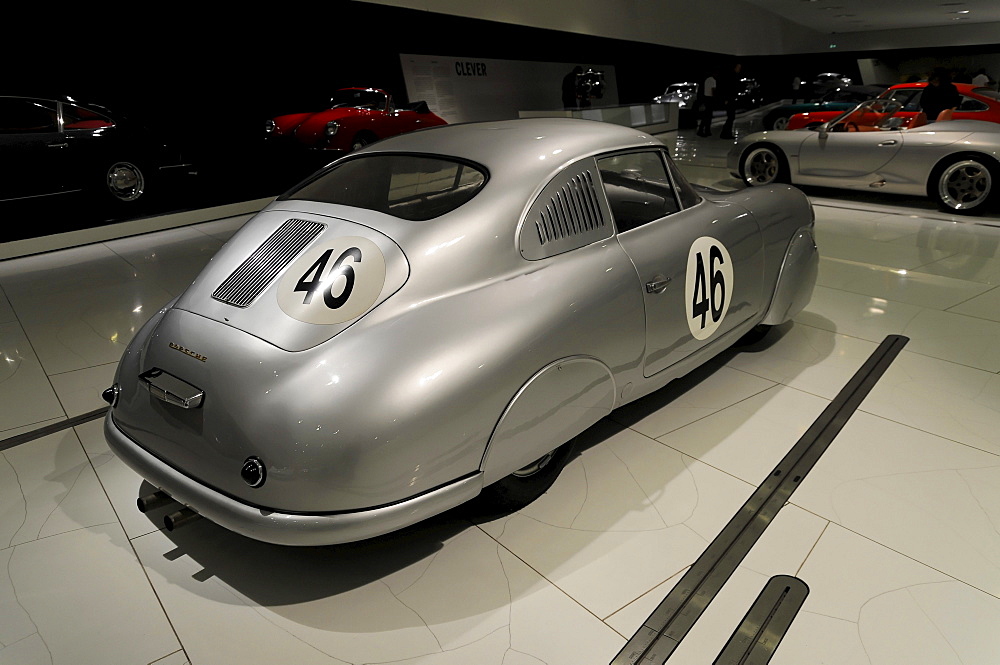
[
  {"left": 265, "top": 88, "right": 447, "bottom": 152},
  {"left": 786, "top": 82, "right": 1000, "bottom": 130}
]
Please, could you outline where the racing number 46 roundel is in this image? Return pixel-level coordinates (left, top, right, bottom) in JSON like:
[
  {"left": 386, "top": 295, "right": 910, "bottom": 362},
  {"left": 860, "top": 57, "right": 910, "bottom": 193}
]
[
  {"left": 685, "top": 237, "right": 733, "bottom": 340},
  {"left": 278, "top": 236, "right": 387, "bottom": 325}
]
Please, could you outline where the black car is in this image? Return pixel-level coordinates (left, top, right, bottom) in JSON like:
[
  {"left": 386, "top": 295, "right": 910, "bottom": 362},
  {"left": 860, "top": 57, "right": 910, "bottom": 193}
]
[{"left": 0, "top": 96, "right": 188, "bottom": 206}]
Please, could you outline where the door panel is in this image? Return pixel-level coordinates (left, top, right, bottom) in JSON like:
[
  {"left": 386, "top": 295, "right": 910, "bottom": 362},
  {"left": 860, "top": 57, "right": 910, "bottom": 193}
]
[{"left": 598, "top": 150, "right": 763, "bottom": 377}]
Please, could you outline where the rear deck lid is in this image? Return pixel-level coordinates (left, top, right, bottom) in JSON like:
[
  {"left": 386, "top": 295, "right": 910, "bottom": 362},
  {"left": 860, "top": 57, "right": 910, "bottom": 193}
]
[{"left": 174, "top": 209, "right": 409, "bottom": 351}]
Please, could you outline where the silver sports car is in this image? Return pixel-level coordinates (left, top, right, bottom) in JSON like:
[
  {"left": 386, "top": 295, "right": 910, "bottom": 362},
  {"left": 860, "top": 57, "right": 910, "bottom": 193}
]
[
  {"left": 730, "top": 99, "right": 1000, "bottom": 214},
  {"left": 104, "top": 118, "right": 817, "bottom": 545}
]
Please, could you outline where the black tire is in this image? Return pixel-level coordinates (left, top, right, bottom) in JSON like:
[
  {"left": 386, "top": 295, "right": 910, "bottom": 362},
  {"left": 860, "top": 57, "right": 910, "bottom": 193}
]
[
  {"left": 736, "top": 323, "right": 772, "bottom": 346},
  {"left": 350, "top": 133, "right": 375, "bottom": 152},
  {"left": 740, "top": 145, "right": 789, "bottom": 186},
  {"left": 928, "top": 154, "right": 997, "bottom": 215},
  {"left": 477, "top": 438, "right": 577, "bottom": 511},
  {"left": 105, "top": 160, "right": 147, "bottom": 203}
]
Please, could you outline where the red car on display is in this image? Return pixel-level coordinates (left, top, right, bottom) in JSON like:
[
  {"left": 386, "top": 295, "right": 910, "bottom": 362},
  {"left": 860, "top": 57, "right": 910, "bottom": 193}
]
[
  {"left": 265, "top": 88, "right": 447, "bottom": 152},
  {"left": 786, "top": 82, "right": 1000, "bottom": 130}
]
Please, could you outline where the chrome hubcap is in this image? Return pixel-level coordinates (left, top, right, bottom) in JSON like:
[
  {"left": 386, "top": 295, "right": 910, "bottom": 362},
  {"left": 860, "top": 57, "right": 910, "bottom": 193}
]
[
  {"left": 773, "top": 116, "right": 789, "bottom": 130},
  {"left": 107, "top": 162, "right": 144, "bottom": 201},
  {"left": 745, "top": 149, "right": 779, "bottom": 185},
  {"left": 939, "top": 160, "right": 991, "bottom": 209}
]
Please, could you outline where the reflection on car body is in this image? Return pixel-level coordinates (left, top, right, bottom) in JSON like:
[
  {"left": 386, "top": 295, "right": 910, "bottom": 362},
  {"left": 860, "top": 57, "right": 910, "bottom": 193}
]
[{"left": 104, "top": 119, "right": 817, "bottom": 545}]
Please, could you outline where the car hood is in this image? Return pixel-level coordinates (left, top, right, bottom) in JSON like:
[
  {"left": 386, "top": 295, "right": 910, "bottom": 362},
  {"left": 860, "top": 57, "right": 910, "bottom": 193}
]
[
  {"left": 273, "top": 107, "right": 369, "bottom": 145},
  {"left": 173, "top": 204, "right": 409, "bottom": 351}
]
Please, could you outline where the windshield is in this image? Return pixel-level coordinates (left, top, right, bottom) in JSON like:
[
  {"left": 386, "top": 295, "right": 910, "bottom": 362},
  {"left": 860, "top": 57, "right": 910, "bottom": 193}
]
[
  {"left": 824, "top": 100, "right": 907, "bottom": 131},
  {"left": 666, "top": 84, "right": 695, "bottom": 95},
  {"left": 329, "top": 89, "right": 387, "bottom": 111},
  {"left": 282, "top": 154, "right": 488, "bottom": 221}
]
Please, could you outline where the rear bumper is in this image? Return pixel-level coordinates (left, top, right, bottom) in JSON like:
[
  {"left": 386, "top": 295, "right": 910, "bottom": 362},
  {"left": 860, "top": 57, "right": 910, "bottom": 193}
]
[{"left": 104, "top": 412, "right": 484, "bottom": 546}]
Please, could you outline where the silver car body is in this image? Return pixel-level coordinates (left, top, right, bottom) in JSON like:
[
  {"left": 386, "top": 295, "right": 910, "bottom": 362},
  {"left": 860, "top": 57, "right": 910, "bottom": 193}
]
[
  {"left": 729, "top": 99, "right": 1000, "bottom": 211},
  {"left": 654, "top": 82, "right": 698, "bottom": 109},
  {"left": 105, "top": 119, "right": 817, "bottom": 545}
]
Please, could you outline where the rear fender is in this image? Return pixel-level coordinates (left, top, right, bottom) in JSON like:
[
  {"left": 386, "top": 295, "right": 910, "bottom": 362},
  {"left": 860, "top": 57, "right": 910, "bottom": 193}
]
[{"left": 481, "top": 356, "right": 615, "bottom": 486}]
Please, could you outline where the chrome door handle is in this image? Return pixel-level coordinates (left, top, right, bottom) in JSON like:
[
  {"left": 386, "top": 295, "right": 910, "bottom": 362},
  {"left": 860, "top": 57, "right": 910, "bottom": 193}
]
[
  {"left": 646, "top": 276, "right": 671, "bottom": 294},
  {"left": 878, "top": 140, "right": 897, "bottom": 146},
  {"left": 47, "top": 142, "right": 68, "bottom": 148}
]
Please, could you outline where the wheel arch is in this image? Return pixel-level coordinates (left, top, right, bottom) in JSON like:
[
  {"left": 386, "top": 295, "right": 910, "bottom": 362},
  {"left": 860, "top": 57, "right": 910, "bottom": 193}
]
[{"left": 480, "top": 355, "right": 615, "bottom": 486}]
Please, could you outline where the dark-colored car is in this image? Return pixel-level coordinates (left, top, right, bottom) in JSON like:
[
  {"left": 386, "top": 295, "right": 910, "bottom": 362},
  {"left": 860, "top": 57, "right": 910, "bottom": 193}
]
[
  {"left": 763, "top": 85, "right": 888, "bottom": 130},
  {"left": 0, "top": 96, "right": 187, "bottom": 205},
  {"left": 265, "top": 88, "right": 447, "bottom": 152},
  {"left": 735, "top": 78, "right": 763, "bottom": 110}
]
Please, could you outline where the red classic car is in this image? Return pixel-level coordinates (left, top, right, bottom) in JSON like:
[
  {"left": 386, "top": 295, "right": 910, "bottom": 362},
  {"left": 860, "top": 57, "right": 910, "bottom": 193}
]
[
  {"left": 265, "top": 88, "right": 447, "bottom": 152},
  {"left": 786, "top": 82, "right": 1000, "bottom": 130}
]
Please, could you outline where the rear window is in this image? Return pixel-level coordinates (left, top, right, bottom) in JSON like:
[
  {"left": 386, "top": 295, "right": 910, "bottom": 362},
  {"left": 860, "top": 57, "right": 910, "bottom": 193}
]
[{"left": 283, "top": 154, "right": 487, "bottom": 221}]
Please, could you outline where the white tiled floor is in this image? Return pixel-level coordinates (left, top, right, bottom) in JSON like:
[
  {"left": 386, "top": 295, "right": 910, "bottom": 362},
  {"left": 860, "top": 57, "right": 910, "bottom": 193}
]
[{"left": 1, "top": 129, "right": 999, "bottom": 664}]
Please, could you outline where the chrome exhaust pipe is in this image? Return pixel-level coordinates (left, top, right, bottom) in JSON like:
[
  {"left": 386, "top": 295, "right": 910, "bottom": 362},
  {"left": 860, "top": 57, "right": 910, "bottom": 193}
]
[
  {"left": 137, "top": 490, "right": 175, "bottom": 513},
  {"left": 164, "top": 507, "right": 201, "bottom": 531}
]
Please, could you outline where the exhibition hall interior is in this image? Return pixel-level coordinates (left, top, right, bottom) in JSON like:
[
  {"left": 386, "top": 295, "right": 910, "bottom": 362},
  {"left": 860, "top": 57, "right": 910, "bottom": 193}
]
[{"left": 3, "top": 1, "right": 1000, "bottom": 663}]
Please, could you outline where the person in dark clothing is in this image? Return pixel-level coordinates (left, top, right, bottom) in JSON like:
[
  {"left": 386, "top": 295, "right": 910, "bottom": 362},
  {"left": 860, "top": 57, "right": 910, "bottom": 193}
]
[
  {"left": 921, "top": 68, "right": 961, "bottom": 123},
  {"left": 562, "top": 66, "right": 583, "bottom": 108},
  {"left": 717, "top": 62, "right": 742, "bottom": 139}
]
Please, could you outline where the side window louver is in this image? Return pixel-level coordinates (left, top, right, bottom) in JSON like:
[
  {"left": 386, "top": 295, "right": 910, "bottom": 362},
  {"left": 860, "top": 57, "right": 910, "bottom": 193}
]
[
  {"left": 520, "top": 165, "right": 613, "bottom": 260},
  {"left": 535, "top": 171, "right": 605, "bottom": 245}
]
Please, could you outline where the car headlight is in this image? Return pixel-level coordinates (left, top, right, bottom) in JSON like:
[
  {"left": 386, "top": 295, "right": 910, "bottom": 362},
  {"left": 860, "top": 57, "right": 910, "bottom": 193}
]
[
  {"left": 325, "top": 121, "right": 339, "bottom": 137},
  {"left": 265, "top": 119, "right": 276, "bottom": 133}
]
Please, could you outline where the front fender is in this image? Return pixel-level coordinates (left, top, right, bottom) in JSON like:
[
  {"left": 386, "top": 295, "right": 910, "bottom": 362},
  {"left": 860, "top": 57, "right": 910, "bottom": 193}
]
[{"left": 761, "top": 225, "right": 818, "bottom": 325}]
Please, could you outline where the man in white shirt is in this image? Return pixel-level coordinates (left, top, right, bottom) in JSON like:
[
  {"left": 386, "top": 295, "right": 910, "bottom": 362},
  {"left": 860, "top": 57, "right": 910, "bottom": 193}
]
[
  {"left": 697, "top": 74, "right": 716, "bottom": 137},
  {"left": 972, "top": 69, "right": 990, "bottom": 87}
]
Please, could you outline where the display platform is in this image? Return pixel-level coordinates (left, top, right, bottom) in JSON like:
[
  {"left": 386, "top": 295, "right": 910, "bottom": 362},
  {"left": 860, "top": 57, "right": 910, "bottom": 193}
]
[{"left": 0, "top": 128, "right": 997, "bottom": 664}]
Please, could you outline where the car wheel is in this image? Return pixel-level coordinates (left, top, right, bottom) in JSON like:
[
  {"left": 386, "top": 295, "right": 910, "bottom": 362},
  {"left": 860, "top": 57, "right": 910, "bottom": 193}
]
[
  {"left": 106, "top": 161, "right": 146, "bottom": 202},
  {"left": 350, "top": 133, "right": 374, "bottom": 152},
  {"left": 477, "top": 438, "right": 577, "bottom": 511},
  {"left": 741, "top": 146, "right": 788, "bottom": 186},
  {"left": 772, "top": 115, "right": 790, "bottom": 130},
  {"left": 929, "top": 155, "right": 997, "bottom": 215}
]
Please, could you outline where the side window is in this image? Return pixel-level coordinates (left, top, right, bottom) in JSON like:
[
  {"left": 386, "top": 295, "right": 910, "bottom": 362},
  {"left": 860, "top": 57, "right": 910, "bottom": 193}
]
[
  {"left": 664, "top": 155, "right": 702, "bottom": 209},
  {"left": 62, "top": 104, "right": 114, "bottom": 130},
  {"left": 598, "top": 151, "right": 680, "bottom": 233},
  {"left": 0, "top": 98, "right": 58, "bottom": 133},
  {"left": 958, "top": 96, "right": 988, "bottom": 112}
]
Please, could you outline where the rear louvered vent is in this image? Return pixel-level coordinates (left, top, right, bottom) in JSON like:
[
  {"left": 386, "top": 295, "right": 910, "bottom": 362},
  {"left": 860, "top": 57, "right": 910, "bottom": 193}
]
[
  {"left": 519, "top": 165, "right": 613, "bottom": 261},
  {"left": 212, "top": 219, "right": 325, "bottom": 308},
  {"left": 535, "top": 171, "right": 605, "bottom": 245}
]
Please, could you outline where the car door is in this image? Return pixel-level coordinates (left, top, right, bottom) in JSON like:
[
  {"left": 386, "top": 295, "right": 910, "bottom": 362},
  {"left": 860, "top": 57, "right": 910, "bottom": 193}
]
[
  {"left": 0, "top": 97, "right": 67, "bottom": 200},
  {"left": 796, "top": 127, "right": 904, "bottom": 178},
  {"left": 599, "top": 149, "right": 763, "bottom": 377}
]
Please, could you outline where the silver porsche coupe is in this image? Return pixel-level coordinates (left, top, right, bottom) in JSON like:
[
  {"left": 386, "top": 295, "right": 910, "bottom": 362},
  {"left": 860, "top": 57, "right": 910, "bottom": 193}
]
[
  {"left": 730, "top": 99, "right": 1000, "bottom": 215},
  {"left": 104, "top": 118, "right": 817, "bottom": 545}
]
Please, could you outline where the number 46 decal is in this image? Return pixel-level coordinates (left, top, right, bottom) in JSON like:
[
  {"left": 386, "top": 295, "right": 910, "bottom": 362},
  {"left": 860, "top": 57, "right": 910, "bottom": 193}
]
[
  {"left": 278, "top": 236, "right": 388, "bottom": 326},
  {"left": 685, "top": 237, "right": 733, "bottom": 340},
  {"left": 294, "top": 247, "right": 362, "bottom": 309}
]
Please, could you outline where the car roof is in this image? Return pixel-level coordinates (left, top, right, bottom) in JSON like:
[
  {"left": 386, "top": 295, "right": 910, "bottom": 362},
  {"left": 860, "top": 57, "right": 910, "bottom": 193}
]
[{"left": 362, "top": 118, "right": 661, "bottom": 180}]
